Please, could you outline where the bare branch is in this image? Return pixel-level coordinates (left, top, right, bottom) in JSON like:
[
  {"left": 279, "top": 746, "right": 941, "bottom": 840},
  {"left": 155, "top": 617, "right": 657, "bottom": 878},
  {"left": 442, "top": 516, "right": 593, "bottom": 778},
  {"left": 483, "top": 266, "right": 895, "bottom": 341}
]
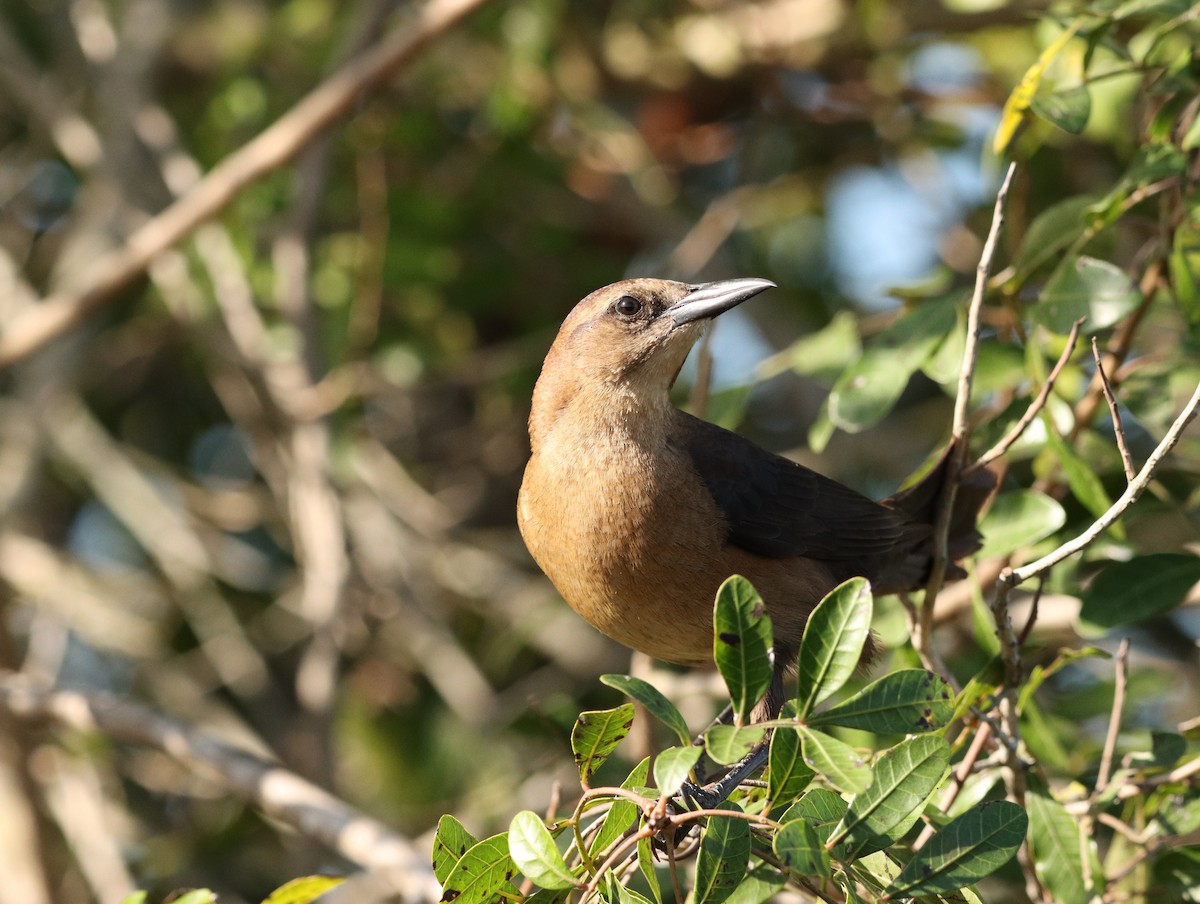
[
  {"left": 1006, "top": 377, "right": 1200, "bottom": 586},
  {"left": 0, "top": 0, "right": 491, "bottom": 371},
  {"left": 1096, "top": 638, "right": 1130, "bottom": 794},
  {"left": 969, "top": 316, "right": 1086, "bottom": 474},
  {"left": 1091, "top": 336, "right": 1137, "bottom": 482},
  {"left": 0, "top": 675, "right": 440, "bottom": 900}
]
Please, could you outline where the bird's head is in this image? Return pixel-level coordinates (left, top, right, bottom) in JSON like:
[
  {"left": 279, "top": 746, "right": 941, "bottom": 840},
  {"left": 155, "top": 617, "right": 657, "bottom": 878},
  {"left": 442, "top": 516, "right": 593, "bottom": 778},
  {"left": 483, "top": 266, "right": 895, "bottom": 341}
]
[
  {"left": 528, "top": 276, "right": 775, "bottom": 442},
  {"left": 546, "top": 277, "right": 776, "bottom": 388}
]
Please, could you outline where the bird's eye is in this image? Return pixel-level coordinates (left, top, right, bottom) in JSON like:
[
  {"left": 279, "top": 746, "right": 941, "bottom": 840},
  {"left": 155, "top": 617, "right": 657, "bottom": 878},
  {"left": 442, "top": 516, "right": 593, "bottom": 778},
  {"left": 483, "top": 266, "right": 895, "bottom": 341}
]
[{"left": 613, "top": 295, "right": 643, "bottom": 318}]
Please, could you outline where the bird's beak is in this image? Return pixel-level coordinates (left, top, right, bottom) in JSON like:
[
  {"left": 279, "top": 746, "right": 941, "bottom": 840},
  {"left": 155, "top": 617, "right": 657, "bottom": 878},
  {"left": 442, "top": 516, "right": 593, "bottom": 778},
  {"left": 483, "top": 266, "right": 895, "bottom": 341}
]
[{"left": 668, "top": 278, "right": 776, "bottom": 326}]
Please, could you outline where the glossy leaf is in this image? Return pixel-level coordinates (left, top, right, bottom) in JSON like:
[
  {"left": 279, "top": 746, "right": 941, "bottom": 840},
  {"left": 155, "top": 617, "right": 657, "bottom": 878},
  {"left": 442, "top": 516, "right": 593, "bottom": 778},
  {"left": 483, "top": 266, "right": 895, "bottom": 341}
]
[
  {"left": 261, "top": 876, "right": 346, "bottom": 904},
  {"left": 773, "top": 817, "right": 830, "bottom": 878},
  {"left": 590, "top": 757, "right": 650, "bottom": 857},
  {"left": 1036, "top": 255, "right": 1141, "bottom": 334},
  {"left": 713, "top": 575, "right": 774, "bottom": 726},
  {"left": 766, "top": 725, "right": 813, "bottom": 810},
  {"left": 652, "top": 745, "right": 702, "bottom": 796},
  {"left": 509, "top": 811, "right": 577, "bottom": 890},
  {"left": 693, "top": 802, "right": 751, "bottom": 904},
  {"left": 830, "top": 735, "right": 951, "bottom": 856},
  {"left": 808, "top": 669, "right": 955, "bottom": 734},
  {"left": 601, "top": 674, "right": 692, "bottom": 747},
  {"left": 780, "top": 787, "right": 848, "bottom": 844},
  {"left": 795, "top": 577, "right": 873, "bottom": 716},
  {"left": 571, "top": 704, "right": 635, "bottom": 786},
  {"left": 433, "top": 815, "right": 479, "bottom": 885},
  {"left": 439, "top": 834, "right": 518, "bottom": 904},
  {"left": 976, "top": 490, "right": 1066, "bottom": 560},
  {"left": 1080, "top": 553, "right": 1200, "bottom": 629},
  {"left": 1027, "top": 789, "right": 1088, "bottom": 904},
  {"left": 887, "top": 800, "right": 1028, "bottom": 897},
  {"left": 798, "top": 727, "right": 871, "bottom": 794},
  {"left": 704, "top": 724, "right": 766, "bottom": 766}
]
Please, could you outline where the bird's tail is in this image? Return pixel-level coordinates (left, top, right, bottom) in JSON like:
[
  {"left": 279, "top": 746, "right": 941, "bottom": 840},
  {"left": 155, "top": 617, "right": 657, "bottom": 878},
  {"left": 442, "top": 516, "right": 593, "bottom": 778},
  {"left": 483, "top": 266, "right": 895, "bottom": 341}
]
[{"left": 878, "top": 441, "right": 999, "bottom": 591}]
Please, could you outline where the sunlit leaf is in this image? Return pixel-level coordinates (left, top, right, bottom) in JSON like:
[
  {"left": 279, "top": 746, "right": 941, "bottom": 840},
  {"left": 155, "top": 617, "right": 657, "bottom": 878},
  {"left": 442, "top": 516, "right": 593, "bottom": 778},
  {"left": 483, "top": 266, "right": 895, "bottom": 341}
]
[
  {"left": 773, "top": 817, "right": 830, "bottom": 878},
  {"left": 637, "top": 834, "right": 662, "bottom": 904},
  {"left": 976, "top": 490, "right": 1066, "bottom": 559},
  {"left": 766, "top": 724, "right": 813, "bottom": 811},
  {"left": 887, "top": 800, "right": 1027, "bottom": 897},
  {"left": 704, "top": 724, "right": 766, "bottom": 766},
  {"left": 1036, "top": 255, "right": 1141, "bottom": 334},
  {"left": 829, "top": 735, "right": 951, "bottom": 856},
  {"left": 509, "top": 811, "right": 578, "bottom": 890},
  {"left": 798, "top": 727, "right": 871, "bottom": 794},
  {"left": 778, "top": 787, "right": 848, "bottom": 844},
  {"left": 994, "top": 22, "right": 1082, "bottom": 154},
  {"left": 722, "top": 864, "right": 786, "bottom": 904},
  {"left": 795, "top": 577, "right": 873, "bottom": 717},
  {"left": 1080, "top": 553, "right": 1200, "bottom": 630},
  {"left": 433, "top": 815, "right": 479, "bottom": 885},
  {"left": 590, "top": 757, "right": 650, "bottom": 857},
  {"left": 1027, "top": 789, "right": 1088, "bottom": 904},
  {"left": 439, "top": 834, "right": 518, "bottom": 904},
  {"left": 260, "top": 876, "right": 345, "bottom": 904},
  {"left": 601, "top": 674, "right": 691, "bottom": 746},
  {"left": 809, "top": 669, "right": 955, "bottom": 734},
  {"left": 571, "top": 704, "right": 635, "bottom": 786},
  {"left": 713, "top": 575, "right": 774, "bottom": 726},
  {"left": 693, "top": 802, "right": 751, "bottom": 904},
  {"left": 652, "top": 745, "right": 703, "bottom": 796}
]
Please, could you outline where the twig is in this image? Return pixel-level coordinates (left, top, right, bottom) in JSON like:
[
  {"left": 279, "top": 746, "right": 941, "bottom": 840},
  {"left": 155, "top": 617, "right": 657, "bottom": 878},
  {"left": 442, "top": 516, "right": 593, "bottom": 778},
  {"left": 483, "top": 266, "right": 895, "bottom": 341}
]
[
  {"left": 0, "top": 0, "right": 491, "bottom": 371},
  {"left": 1096, "top": 639, "right": 1130, "bottom": 794},
  {"left": 1016, "top": 573, "right": 1045, "bottom": 647},
  {"left": 914, "top": 720, "right": 993, "bottom": 850},
  {"left": 0, "top": 675, "right": 440, "bottom": 900},
  {"left": 969, "top": 316, "right": 1086, "bottom": 473},
  {"left": 1091, "top": 337, "right": 1137, "bottom": 481},
  {"left": 916, "top": 162, "right": 1017, "bottom": 663},
  {"left": 1005, "top": 378, "right": 1200, "bottom": 586}
]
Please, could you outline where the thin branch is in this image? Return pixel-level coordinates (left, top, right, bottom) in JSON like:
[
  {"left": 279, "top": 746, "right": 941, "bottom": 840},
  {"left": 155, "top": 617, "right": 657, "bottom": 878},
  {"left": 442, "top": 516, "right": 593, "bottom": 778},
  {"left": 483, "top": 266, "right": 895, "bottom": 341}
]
[
  {"left": 969, "top": 316, "right": 1086, "bottom": 473},
  {"left": 915, "top": 162, "right": 1017, "bottom": 659},
  {"left": 1005, "top": 377, "right": 1200, "bottom": 586},
  {"left": 0, "top": 675, "right": 440, "bottom": 900},
  {"left": 1091, "top": 337, "right": 1137, "bottom": 481},
  {"left": 0, "top": 0, "right": 491, "bottom": 371},
  {"left": 1096, "top": 639, "right": 1130, "bottom": 794}
]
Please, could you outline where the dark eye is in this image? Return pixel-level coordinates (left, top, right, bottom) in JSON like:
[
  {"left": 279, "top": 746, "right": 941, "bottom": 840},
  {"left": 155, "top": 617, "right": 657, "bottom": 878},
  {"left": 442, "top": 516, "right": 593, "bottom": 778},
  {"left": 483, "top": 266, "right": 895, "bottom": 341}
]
[{"left": 614, "top": 295, "right": 643, "bottom": 317}]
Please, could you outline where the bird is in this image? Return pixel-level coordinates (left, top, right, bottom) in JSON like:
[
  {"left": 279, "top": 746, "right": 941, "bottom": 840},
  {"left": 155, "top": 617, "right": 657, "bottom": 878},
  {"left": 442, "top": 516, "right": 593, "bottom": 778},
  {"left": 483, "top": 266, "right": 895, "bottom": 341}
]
[{"left": 517, "top": 277, "right": 992, "bottom": 720}]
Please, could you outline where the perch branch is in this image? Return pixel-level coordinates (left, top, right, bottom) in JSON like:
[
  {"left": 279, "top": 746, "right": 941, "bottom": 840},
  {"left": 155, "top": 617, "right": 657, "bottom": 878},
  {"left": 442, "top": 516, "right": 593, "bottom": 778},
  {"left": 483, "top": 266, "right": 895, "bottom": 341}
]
[{"left": 1091, "top": 337, "right": 1137, "bottom": 482}]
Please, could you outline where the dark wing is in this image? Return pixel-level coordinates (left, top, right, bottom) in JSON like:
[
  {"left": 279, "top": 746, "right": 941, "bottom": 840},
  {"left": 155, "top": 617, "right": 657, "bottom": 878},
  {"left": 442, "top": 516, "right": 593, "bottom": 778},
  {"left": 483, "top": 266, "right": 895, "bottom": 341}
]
[{"left": 676, "top": 412, "right": 924, "bottom": 562}]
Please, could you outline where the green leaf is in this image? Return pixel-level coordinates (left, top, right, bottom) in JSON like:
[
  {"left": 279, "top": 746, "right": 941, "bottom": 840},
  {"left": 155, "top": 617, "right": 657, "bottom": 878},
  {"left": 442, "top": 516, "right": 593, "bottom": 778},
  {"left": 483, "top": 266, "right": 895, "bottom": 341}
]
[
  {"left": 778, "top": 787, "right": 848, "bottom": 844},
  {"left": 590, "top": 757, "right": 651, "bottom": 857},
  {"left": 1017, "top": 646, "right": 1109, "bottom": 713},
  {"left": 571, "top": 704, "right": 635, "bottom": 786},
  {"left": 704, "top": 725, "right": 766, "bottom": 766},
  {"left": 1027, "top": 789, "right": 1088, "bottom": 904},
  {"left": 1036, "top": 255, "right": 1142, "bottom": 334},
  {"left": 795, "top": 577, "right": 873, "bottom": 717},
  {"left": 118, "top": 895, "right": 148, "bottom": 904},
  {"left": 260, "top": 876, "right": 345, "bottom": 904},
  {"left": 722, "top": 864, "right": 787, "bottom": 904},
  {"left": 766, "top": 725, "right": 813, "bottom": 810},
  {"left": 713, "top": 575, "right": 774, "bottom": 726},
  {"left": 1014, "top": 195, "right": 1098, "bottom": 276},
  {"left": 887, "top": 800, "right": 1028, "bottom": 897},
  {"left": 829, "top": 735, "right": 951, "bottom": 856},
  {"left": 1080, "top": 553, "right": 1200, "bottom": 629},
  {"left": 798, "top": 727, "right": 871, "bottom": 794},
  {"left": 1031, "top": 84, "right": 1091, "bottom": 134},
  {"left": 808, "top": 669, "right": 955, "bottom": 734},
  {"left": 509, "top": 812, "right": 578, "bottom": 890},
  {"left": 433, "top": 815, "right": 479, "bottom": 885},
  {"left": 1170, "top": 212, "right": 1200, "bottom": 330},
  {"left": 1040, "top": 416, "right": 1118, "bottom": 529},
  {"left": 773, "top": 817, "right": 831, "bottom": 878},
  {"left": 994, "top": 22, "right": 1081, "bottom": 153},
  {"left": 168, "top": 893, "right": 218, "bottom": 904},
  {"left": 600, "top": 674, "right": 692, "bottom": 747},
  {"left": 694, "top": 802, "right": 751, "bottom": 904},
  {"left": 652, "top": 745, "right": 702, "bottom": 796},
  {"left": 976, "top": 490, "right": 1066, "bottom": 560},
  {"left": 637, "top": 834, "right": 663, "bottom": 904},
  {"left": 439, "top": 834, "right": 518, "bottom": 904}
]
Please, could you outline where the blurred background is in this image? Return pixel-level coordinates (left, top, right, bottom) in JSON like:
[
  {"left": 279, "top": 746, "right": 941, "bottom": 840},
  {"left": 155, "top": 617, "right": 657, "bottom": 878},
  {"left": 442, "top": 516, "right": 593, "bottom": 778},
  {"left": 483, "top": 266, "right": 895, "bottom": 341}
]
[{"left": 1, "top": 0, "right": 1198, "bottom": 901}]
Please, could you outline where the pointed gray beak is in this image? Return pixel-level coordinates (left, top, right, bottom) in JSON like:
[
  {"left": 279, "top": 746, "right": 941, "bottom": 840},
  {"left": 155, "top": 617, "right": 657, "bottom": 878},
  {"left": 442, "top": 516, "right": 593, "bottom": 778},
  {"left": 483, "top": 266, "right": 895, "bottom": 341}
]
[{"left": 668, "top": 278, "right": 776, "bottom": 326}]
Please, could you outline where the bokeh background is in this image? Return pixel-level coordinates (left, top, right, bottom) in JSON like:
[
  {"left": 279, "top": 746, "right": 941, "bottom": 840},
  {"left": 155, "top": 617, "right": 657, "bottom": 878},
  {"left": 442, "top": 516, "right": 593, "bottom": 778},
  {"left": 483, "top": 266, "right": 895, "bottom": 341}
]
[{"left": 1, "top": 0, "right": 1198, "bottom": 901}]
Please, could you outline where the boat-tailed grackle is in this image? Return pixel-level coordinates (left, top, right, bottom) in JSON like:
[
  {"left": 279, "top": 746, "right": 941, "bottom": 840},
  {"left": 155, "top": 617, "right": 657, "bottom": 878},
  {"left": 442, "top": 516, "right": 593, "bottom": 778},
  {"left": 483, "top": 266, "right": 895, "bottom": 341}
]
[{"left": 517, "top": 277, "right": 992, "bottom": 719}]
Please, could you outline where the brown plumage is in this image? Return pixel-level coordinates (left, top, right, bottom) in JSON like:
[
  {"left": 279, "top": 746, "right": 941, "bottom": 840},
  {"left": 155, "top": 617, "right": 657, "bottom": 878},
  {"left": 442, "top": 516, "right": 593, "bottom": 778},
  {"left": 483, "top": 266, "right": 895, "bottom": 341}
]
[{"left": 517, "top": 277, "right": 991, "bottom": 715}]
